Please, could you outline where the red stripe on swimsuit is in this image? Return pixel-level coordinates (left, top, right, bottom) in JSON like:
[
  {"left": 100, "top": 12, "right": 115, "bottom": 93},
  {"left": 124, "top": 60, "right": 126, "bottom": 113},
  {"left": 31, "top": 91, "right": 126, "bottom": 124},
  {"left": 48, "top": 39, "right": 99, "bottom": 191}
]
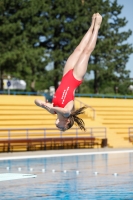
[{"left": 52, "top": 69, "right": 82, "bottom": 108}]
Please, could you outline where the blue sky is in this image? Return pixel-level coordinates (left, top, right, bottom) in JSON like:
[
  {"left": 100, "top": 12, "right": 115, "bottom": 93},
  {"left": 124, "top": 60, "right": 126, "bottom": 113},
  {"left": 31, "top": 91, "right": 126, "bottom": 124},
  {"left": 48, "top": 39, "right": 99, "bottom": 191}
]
[{"left": 117, "top": 0, "right": 133, "bottom": 77}]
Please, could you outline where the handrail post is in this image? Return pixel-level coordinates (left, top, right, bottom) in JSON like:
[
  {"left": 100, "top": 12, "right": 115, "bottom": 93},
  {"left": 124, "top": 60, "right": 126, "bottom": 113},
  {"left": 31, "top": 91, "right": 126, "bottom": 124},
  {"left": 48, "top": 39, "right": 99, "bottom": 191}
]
[
  {"left": 75, "top": 98, "right": 95, "bottom": 121},
  {"left": 93, "top": 110, "right": 95, "bottom": 120},
  {"left": 105, "top": 128, "right": 106, "bottom": 138},
  {"left": 26, "top": 129, "right": 29, "bottom": 139},
  {"left": 90, "top": 128, "right": 92, "bottom": 138},
  {"left": 8, "top": 129, "right": 10, "bottom": 152},
  {"left": 128, "top": 127, "right": 130, "bottom": 142},
  {"left": 26, "top": 129, "right": 29, "bottom": 151},
  {"left": 44, "top": 128, "right": 46, "bottom": 138},
  {"left": 60, "top": 130, "right": 63, "bottom": 148},
  {"left": 60, "top": 130, "right": 62, "bottom": 138},
  {"left": 8, "top": 129, "right": 10, "bottom": 140},
  {"left": 75, "top": 128, "right": 78, "bottom": 148},
  {"left": 76, "top": 128, "right": 78, "bottom": 138}
]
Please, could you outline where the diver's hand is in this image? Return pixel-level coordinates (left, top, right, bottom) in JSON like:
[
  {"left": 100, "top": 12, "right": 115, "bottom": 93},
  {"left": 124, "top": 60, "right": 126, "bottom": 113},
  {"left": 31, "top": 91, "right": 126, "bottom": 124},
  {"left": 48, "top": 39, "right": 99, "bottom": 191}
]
[
  {"left": 34, "top": 99, "right": 55, "bottom": 114},
  {"left": 41, "top": 102, "right": 53, "bottom": 111}
]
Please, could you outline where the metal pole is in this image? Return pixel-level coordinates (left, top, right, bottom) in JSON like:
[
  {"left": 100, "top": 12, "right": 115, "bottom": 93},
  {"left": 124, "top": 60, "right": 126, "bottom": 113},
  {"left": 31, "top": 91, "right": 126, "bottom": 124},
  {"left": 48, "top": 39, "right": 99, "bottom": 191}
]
[
  {"left": 26, "top": 129, "right": 29, "bottom": 151},
  {"left": 128, "top": 128, "right": 130, "bottom": 142},
  {"left": 8, "top": 129, "right": 10, "bottom": 140},
  {"left": 93, "top": 110, "right": 95, "bottom": 120},
  {"left": 105, "top": 128, "right": 106, "bottom": 138},
  {"left": 26, "top": 129, "right": 29, "bottom": 139},
  {"left": 44, "top": 129, "right": 46, "bottom": 138},
  {"left": 60, "top": 131, "right": 62, "bottom": 138},
  {"left": 90, "top": 128, "right": 92, "bottom": 137},
  {"left": 8, "top": 129, "right": 10, "bottom": 152},
  {"left": 76, "top": 128, "right": 78, "bottom": 138},
  {"left": 8, "top": 88, "right": 10, "bottom": 95}
]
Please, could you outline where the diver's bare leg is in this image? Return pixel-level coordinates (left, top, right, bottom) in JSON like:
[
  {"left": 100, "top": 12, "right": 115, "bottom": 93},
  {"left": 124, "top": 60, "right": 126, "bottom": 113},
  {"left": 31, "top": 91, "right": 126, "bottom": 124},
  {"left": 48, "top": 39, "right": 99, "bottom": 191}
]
[
  {"left": 73, "top": 13, "right": 102, "bottom": 80},
  {"left": 63, "top": 14, "right": 96, "bottom": 75}
]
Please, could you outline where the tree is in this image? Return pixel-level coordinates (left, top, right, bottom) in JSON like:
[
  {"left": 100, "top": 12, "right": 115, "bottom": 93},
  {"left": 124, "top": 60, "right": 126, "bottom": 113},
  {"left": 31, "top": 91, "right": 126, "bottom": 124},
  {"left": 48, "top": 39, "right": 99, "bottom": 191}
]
[
  {"left": 0, "top": 0, "right": 46, "bottom": 91},
  {"left": 0, "top": 0, "right": 132, "bottom": 94}
]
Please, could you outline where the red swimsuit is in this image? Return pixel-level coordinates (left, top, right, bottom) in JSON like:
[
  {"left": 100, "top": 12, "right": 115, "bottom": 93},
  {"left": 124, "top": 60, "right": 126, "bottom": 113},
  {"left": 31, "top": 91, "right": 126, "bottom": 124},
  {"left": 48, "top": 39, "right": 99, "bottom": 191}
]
[{"left": 52, "top": 69, "right": 82, "bottom": 108}]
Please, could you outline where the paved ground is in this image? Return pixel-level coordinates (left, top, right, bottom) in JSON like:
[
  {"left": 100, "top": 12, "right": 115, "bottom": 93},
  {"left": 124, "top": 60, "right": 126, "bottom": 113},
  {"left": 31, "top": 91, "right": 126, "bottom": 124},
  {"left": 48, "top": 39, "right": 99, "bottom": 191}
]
[{"left": 0, "top": 147, "right": 133, "bottom": 159}]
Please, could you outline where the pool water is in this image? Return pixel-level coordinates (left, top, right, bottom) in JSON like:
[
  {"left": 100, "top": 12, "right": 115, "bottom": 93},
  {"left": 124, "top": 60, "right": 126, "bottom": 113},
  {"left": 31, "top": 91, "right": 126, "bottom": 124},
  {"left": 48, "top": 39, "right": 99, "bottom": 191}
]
[{"left": 0, "top": 152, "right": 133, "bottom": 200}]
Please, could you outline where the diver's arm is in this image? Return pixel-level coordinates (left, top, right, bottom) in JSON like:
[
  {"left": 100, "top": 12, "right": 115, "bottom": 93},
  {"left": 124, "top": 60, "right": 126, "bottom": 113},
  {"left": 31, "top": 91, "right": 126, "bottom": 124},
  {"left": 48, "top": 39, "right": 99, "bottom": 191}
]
[
  {"left": 51, "top": 106, "right": 70, "bottom": 117},
  {"left": 35, "top": 99, "right": 70, "bottom": 116}
]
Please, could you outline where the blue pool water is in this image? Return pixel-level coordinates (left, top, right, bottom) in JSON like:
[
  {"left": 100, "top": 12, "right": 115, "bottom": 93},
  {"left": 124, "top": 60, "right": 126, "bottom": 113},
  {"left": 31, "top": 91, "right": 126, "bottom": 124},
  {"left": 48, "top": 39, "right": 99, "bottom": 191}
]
[{"left": 0, "top": 151, "right": 133, "bottom": 200}]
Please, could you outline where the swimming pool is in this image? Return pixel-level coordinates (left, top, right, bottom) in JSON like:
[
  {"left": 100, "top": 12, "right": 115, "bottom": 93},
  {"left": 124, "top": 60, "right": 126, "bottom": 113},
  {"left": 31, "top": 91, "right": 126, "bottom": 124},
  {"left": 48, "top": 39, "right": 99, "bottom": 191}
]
[{"left": 0, "top": 150, "right": 133, "bottom": 200}]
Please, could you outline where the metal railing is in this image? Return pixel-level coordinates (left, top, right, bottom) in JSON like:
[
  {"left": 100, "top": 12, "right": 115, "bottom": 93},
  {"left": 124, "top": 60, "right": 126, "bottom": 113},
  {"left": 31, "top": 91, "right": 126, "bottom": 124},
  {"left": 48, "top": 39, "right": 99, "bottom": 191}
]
[
  {"left": 128, "top": 127, "right": 133, "bottom": 142},
  {"left": 0, "top": 127, "right": 106, "bottom": 140},
  {"left": 75, "top": 99, "right": 95, "bottom": 120},
  {"left": 0, "top": 127, "right": 107, "bottom": 152},
  {"left": 1, "top": 90, "right": 133, "bottom": 99},
  {"left": 75, "top": 93, "right": 133, "bottom": 99}
]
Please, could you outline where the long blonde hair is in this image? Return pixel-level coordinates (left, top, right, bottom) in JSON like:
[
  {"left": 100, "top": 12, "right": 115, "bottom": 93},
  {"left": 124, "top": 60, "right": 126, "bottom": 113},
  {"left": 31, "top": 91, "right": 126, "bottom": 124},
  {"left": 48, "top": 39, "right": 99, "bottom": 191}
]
[{"left": 67, "top": 106, "right": 88, "bottom": 131}]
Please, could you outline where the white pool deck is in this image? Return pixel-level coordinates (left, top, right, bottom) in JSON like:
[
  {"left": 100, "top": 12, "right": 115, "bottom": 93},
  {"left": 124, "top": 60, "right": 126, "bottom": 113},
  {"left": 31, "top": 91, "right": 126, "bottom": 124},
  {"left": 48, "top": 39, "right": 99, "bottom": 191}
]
[
  {"left": 0, "top": 173, "right": 37, "bottom": 181},
  {"left": 0, "top": 148, "right": 133, "bottom": 160}
]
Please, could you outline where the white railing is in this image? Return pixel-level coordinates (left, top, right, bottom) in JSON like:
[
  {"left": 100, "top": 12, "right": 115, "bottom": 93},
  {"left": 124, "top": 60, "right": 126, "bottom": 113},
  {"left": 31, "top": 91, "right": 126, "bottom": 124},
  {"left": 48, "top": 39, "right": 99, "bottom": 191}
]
[{"left": 75, "top": 99, "right": 95, "bottom": 120}]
